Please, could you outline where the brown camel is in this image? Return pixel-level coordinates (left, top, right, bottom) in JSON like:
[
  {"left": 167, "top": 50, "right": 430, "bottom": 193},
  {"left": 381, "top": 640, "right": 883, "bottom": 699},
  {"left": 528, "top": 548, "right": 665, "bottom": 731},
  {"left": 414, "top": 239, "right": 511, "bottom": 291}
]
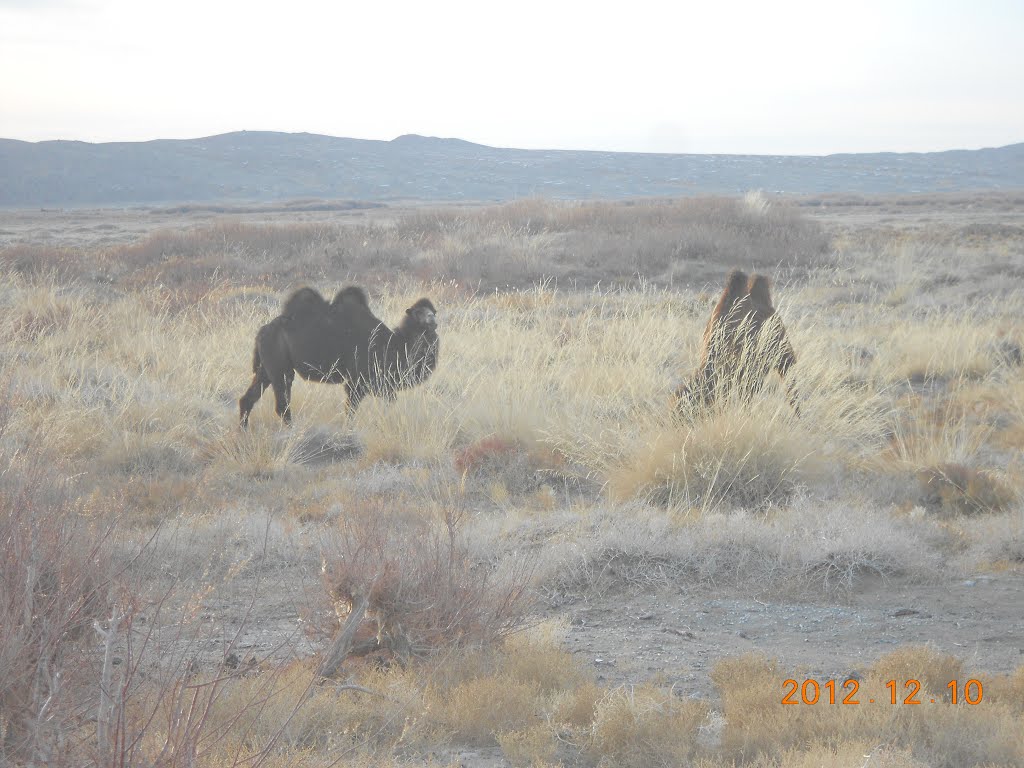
[{"left": 676, "top": 269, "right": 798, "bottom": 416}]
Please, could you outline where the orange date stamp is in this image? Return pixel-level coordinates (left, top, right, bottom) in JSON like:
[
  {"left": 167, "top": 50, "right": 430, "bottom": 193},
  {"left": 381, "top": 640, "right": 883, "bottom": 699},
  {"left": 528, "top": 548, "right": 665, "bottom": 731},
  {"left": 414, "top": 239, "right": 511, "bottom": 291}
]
[{"left": 782, "top": 679, "right": 984, "bottom": 705}]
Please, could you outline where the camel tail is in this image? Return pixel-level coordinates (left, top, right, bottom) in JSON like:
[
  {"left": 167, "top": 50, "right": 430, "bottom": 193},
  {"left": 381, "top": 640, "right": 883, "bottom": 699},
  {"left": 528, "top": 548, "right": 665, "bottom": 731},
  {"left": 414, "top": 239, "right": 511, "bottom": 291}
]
[{"left": 251, "top": 339, "right": 262, "bottom": 375}]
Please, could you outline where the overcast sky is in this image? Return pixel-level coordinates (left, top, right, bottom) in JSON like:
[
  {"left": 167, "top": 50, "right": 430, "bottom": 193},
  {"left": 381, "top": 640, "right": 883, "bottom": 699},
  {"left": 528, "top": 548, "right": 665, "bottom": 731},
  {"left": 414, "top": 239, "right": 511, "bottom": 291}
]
[{"left": 1, "top": 0, "right": 1022, "bottom": 155}]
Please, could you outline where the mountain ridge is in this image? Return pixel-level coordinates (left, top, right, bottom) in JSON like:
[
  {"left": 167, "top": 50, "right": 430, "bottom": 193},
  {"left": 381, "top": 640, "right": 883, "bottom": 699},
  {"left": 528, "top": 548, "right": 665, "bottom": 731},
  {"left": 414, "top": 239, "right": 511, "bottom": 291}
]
[{"left": 1, "top": 130, "right": 1022, "bottom": 207}]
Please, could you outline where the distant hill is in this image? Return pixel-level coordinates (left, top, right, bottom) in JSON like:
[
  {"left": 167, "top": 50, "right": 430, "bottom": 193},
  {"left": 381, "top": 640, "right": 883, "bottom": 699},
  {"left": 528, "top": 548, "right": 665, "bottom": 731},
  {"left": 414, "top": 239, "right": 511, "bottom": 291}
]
[{"left": 1, "top": 130, "right": 1022, "bottom": 207}]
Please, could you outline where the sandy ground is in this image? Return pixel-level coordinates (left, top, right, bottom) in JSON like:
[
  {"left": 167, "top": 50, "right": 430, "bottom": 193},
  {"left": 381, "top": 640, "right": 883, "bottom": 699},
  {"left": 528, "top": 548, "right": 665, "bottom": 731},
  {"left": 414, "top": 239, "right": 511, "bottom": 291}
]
[
  {"left": 179, "top": 556, "right": 1024, "bottom": 699},
  {"left": 560, "top": 575, "right": 1024, "bottom": 697}
]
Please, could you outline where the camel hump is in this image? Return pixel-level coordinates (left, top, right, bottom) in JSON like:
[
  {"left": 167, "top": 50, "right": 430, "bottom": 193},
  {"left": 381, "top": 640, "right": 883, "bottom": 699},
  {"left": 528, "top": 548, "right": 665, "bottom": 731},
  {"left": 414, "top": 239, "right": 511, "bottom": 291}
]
[
  {"left": 408, "top": 297, "right": 437, "bottom": 313},
  {"left": 725, "top": 269, "right": 749, "bottom": 296},
  {"left": 711, "top": 269, "right": 749, "bottom": 319},
  {"left": 747, "top": 274, "right": 774, "bottom": 310},
  {"left": 282, "top": 287, "right": 330, "bottom": 318},
  {"left": 332, "top": 285, "right": 370, "bottom": 308}
]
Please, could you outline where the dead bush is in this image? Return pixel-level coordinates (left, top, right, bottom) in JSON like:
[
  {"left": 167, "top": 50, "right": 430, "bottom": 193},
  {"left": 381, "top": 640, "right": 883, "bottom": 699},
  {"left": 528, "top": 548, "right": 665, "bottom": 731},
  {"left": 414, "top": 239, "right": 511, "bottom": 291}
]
[
  {"left": 454, "top": 436, "right": 522, "bottom": 476},
  {"left": 0, "top": 449, "right": 117, "bottom": 762},
  {"left": 319, "top": 506, "right": 535, "bottom": 670},
  {"left": 868, "top": 645, "right": 965, "bottom": 700},
  {"left": 0, "top": 244, "right": 79, "bottom": 278},
  {"left": 917, "top": 463, "right": 1017, "bottom": 516},
  {"left": 496, "top": 722, "right": 560, "bottom": 767},
  {"left": 987, "top": 664, "right": 1024, "bottom": 713},
  {"left": 586, "top": 684, "right": 707, "bottom": 768}
]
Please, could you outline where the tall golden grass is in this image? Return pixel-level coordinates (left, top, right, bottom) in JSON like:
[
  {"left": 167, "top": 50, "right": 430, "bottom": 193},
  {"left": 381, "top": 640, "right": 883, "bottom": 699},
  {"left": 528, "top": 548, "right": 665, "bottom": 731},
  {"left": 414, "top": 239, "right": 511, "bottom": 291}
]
[{"left": 1, "top": 195, "right": 1022, "bottom": 765}]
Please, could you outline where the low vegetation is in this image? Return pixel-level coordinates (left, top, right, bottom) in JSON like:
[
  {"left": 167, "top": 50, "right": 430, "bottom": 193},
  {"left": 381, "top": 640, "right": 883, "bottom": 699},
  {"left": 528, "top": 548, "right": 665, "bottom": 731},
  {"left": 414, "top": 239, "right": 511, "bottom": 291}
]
[{"left": 0, "top": 194, "right": 1021, "bottom": 765}]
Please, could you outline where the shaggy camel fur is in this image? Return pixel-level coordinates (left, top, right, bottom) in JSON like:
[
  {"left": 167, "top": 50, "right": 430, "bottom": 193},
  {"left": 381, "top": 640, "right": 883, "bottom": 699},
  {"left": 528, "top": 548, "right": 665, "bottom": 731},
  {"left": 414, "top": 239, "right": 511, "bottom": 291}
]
[
  {"left": 676, "top": 269, "right": 798, "bottom": 416},
  {"left": 239, "top": 286, "right": 439, "bottom": 425}
]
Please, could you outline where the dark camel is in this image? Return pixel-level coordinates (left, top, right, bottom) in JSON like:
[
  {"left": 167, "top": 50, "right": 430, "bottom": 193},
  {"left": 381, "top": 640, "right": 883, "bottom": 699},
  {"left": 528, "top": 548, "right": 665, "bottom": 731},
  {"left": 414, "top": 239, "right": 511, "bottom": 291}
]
[{"left": 239, "top": 286, "right": 439, "bottom": 425}]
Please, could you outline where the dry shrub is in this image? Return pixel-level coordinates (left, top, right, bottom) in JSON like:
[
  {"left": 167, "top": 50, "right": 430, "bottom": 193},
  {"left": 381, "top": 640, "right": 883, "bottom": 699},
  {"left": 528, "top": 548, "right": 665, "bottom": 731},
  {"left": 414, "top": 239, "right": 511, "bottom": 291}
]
[
  {"left": 442, "top": 675, "right": 542, "bottom": 745},
  {"left": 454, "top": 435, "right": 522, "bottom": 476},
  {"left": 321, "top": 505, "right": 534, "bottom": 661},
  {"left": 609, "top": 405, "right": 815, "bottom": 509},
  {"left": 0, "top": 409, "right": 311, "bottom": 767},
  {"left": 0, "top": 447, "right": 117, "bottom": 763},
  {"left": 7, "top": 285, "right": 77, "bottom": 341},
  {"left": 113, "top": 474, "right": 198, "bottom": 526},
  {"left": 111, "top": 221, "right": 335, "bottom": 271},
  {"left": 711, "top": 653, "right": 800, "bottom": 758},
  {"left": 882, "top": 312, "right": 1004, "bottom": 383},
  {"left": 0, "top": 244, "right": 79, "bottom": 278},
  {"left": 882, "top": 702, "right": 1024, "bottom": 768},
  {"left": 454, "top": 436, "right": 562, "bottom": 499},
  {"left": 499, "top": 629, "right": 588, "bottom": 694},
  {"left": 496, "top": 722, "right": 560, "bottom": 766},
  {"left": 0, "top": 194, "right": 844, "bottom": 293},
  {"left": 553, "top": 680, "right": 605, "bottom": 729},
  {"left": 204, "top": 631, "right": 588, "bottom": 760},
  {"left": 586, "top": 684, "right": 707, "bottom": 768},
  {"left": 201, "top": 422, "right": 314, "bottom": 479},
  {"left": 879, "top": 397, "right": 1019, "bottom": 514},
  {"left": 987, "top": 665, "right": 1024, "bottom": 713},
  {"left": 867, "top": 645, "right": 965, "bottom": 700},
  {"left": 916, "top": 462, "right": 1017, "bottom": 516},
  {"left": 601, "top": 324, "right": 888, "bottom": 509},
  {"left": 198, "top": 659, "right": 426, "bottom": 758},
  {"left": 420, "top": 627, "right": 590, "bottom": 751},
  {"left": 536, "top": 496, "right": 944, "bottom": 600}
]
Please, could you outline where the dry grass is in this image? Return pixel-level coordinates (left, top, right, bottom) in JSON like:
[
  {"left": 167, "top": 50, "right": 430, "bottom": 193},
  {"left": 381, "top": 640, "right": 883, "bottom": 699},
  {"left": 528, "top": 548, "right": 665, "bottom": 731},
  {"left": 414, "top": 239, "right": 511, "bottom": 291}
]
[
  {"left": 0, "top": 448, "right": 117, "bottom": 763},
  {"left": 585, "top": 684, "right": 707, "bottom": 767},
  {"left": 319, "top": 504, "right": 535, "bottom": 661},
  {"left": 1, "top": 194, "right": 1023, "bottom": 765},
  {"left": 711, "top": 651, "right": 1024, "bottom": 767},
  {"left": 2, "top": 196, "right": 830, "bottom": 294}
]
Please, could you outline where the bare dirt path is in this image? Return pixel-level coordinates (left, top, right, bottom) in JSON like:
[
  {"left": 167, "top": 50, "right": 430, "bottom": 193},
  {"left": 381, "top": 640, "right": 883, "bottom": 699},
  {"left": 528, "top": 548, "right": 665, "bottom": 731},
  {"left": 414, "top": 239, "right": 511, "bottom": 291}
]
[{"left": 188, "top": 556, "right": 1024, "bottom": 702}]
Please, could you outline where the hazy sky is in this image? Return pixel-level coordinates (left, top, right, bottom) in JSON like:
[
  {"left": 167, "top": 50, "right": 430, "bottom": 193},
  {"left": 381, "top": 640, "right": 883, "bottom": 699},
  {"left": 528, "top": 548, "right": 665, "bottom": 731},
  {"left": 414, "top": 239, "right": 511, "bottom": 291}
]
[{"left": 2, "top": 0, "right": 1022, "bottom": 155}]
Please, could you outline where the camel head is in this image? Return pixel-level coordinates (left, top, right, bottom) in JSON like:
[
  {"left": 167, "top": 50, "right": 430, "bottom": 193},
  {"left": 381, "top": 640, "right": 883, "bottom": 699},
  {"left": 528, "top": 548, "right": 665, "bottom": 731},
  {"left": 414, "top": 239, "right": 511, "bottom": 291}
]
[{"left": 404, "top": 298, "right": 438, "bottom": 334}]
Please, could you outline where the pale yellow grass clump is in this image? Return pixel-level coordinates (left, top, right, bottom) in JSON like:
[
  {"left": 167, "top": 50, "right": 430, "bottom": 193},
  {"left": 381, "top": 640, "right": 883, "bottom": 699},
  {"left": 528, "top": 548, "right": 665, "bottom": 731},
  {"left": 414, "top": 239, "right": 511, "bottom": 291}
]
[
  {"left": 2, "top": 267, "right": 1020, "bottom": 524},
  {"left": 598, "top": 320, "right": 891, "bottom": 510},
  {"left": 877, "top": 311, "right": 1007, "bottom": 382},
  {"left": 169, "top": 628, "right": 588, "bottom": 763},
  {"left": 2, "top": 199, "right": 1024, "bottom": 767},
  {"left": 882, "top": 397, "right": 1019, "bottom": 515},
  {"left": 586, "top": 684, "right": 707, "bottom": 767}
]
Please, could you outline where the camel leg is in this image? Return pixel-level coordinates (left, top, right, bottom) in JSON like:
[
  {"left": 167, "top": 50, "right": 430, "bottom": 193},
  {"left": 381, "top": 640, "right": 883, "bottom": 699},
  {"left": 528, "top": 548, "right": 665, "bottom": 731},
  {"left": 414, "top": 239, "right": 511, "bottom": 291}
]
[
  {"left": 784, "top": 376, "right": 801, "bottom": 418},
  {"left": 284, "top": 370, "right": 295, "bottom": 422},
  {"left": 692, "top": 366, "right": 718, "bottom": 414},
  {"left": 271, "top": 370, "right": 294, "bottom": 425},
  {"left": 345, "top": 380, "right": 367, "bottom": 416},
  {"left": 777, "top": 342, "right": 800, "bottom": 417},
  {"left": 239, "top": 370, "right": 270, "bottom": 427}
]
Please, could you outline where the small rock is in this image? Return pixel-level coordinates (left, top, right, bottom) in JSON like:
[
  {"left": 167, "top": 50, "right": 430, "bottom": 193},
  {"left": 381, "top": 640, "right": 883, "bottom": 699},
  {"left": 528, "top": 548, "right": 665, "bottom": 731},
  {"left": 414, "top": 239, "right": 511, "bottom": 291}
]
[{"left": 664, "top": 628, "right": 696, "bottom": 640}]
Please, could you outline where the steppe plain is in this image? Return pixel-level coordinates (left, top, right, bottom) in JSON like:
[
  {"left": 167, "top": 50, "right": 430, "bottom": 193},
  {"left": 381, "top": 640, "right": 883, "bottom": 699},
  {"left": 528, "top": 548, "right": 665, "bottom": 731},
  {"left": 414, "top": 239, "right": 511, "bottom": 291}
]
[{"left": 1, "top": 192, "right": 1023, "bottom": 766}]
